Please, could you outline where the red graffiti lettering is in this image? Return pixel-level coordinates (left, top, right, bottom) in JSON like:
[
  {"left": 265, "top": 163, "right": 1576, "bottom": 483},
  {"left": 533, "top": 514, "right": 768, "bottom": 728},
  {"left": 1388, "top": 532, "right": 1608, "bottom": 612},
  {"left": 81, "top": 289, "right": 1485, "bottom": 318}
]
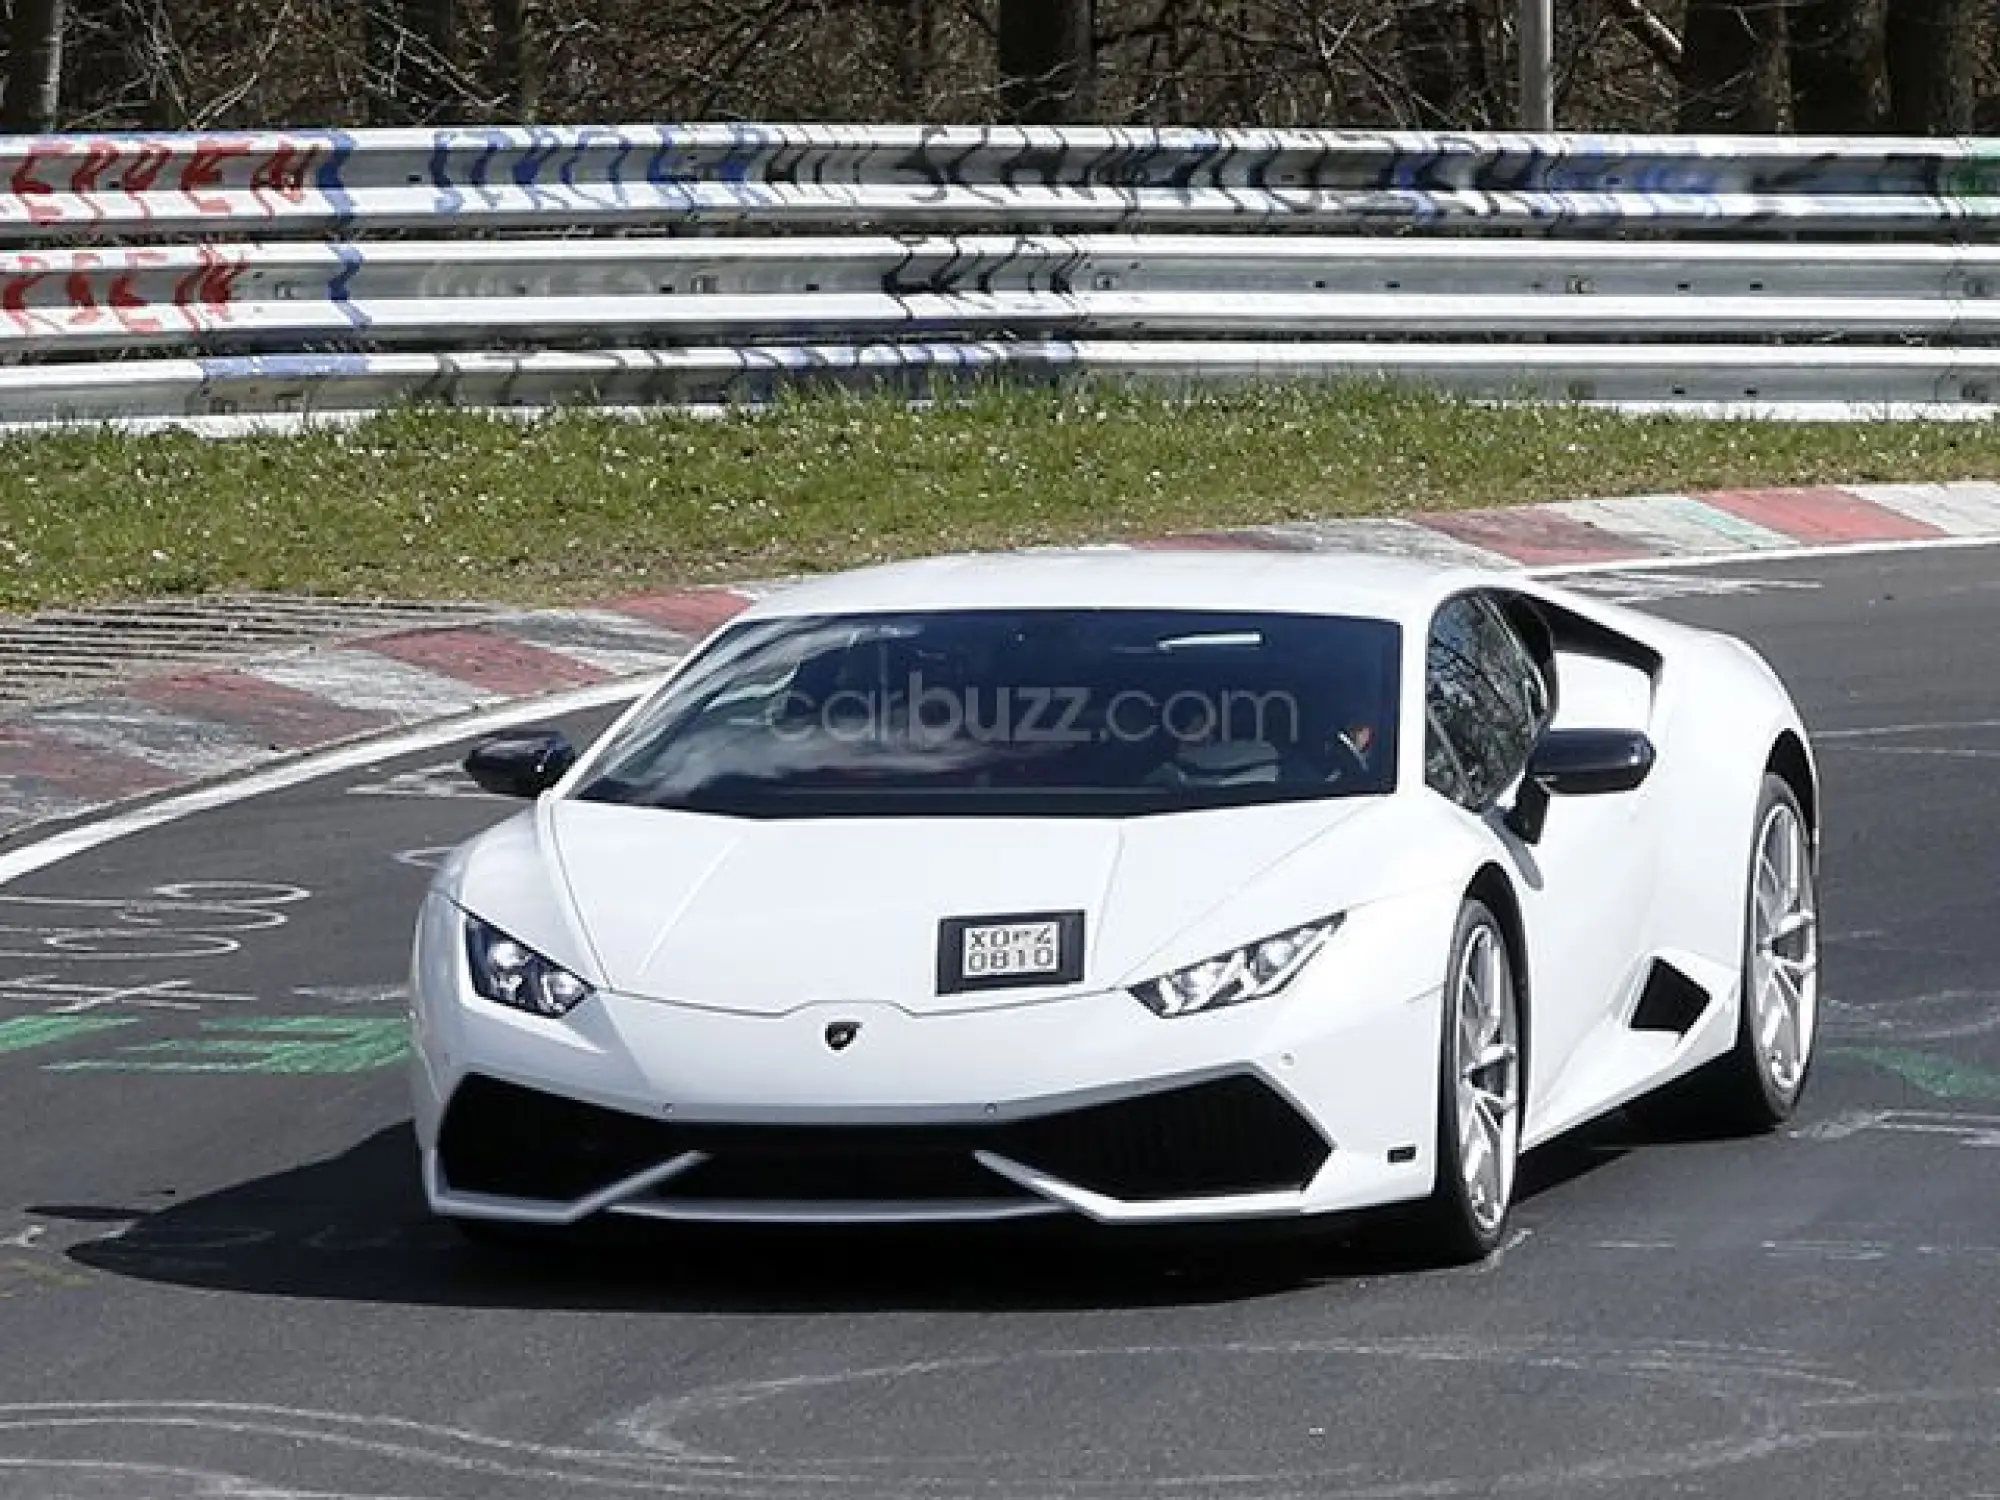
[
  {"left": 197, "top": 259, "right": 246, "bottom": 309},
  {"left": 172, "top": 248, "right": 245, "bottom": 331},
  {"left": 117, "top": 144, "right": 175, "bottom": 220},
  {"left": 9, "top": 145, "right": 69, "bottom": 226},
  {"left": 67, "top": 141, "right": 121, "bottom": 222},
  {"left": 249, "top": 143, "right": 318, "bottom": 209},
  {"left": 1, "top": 255, "right": 59, "bottom": 337},
  {"left": 110, "top": 248, "right": 168, "bottom": 335},
  {"left": 109, "top": 272, "right": 165, "bottom": 335},
  {"left": 182, "top": 141, "right": 252, "bottom": 214},
  {"left": 63, "top": 250, "right": 105, "bottom": 326}
]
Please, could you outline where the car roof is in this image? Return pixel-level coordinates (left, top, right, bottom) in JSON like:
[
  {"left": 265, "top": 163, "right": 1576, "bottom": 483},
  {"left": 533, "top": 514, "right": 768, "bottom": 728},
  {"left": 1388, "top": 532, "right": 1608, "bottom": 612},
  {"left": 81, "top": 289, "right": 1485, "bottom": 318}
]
[{"left": 739, "top": 548, "right": 1503, "bottom": 624}]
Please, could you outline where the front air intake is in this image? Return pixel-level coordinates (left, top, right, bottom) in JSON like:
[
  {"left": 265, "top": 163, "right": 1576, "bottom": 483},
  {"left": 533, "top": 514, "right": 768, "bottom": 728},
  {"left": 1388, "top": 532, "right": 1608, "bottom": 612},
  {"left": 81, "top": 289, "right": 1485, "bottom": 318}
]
[
  {"left": 438, "top": 1075, "right": 682, "bottom": 1201},
  {"left": 437, "top": 1073, "right": 1330, "bottom": 1207}
]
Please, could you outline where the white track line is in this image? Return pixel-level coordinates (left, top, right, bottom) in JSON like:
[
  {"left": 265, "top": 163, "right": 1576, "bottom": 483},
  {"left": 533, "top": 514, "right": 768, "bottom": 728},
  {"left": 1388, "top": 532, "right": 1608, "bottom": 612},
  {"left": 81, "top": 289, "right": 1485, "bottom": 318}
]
[
  {"left": 1818, "top": 718, "right": 2000, "bottom": 740},
  {"left": 1535, "top": 530, "right": 2000, "bottom": 577},
  {"left": 0, "top": 676, "right": 659, "bottom": 889}
]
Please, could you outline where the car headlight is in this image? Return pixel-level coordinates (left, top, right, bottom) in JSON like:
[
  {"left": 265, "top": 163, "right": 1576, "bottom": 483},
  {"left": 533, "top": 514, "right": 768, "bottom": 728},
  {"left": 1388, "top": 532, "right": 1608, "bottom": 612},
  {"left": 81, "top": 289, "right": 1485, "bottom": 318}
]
[
  {"left": 1130, "top": 916, "right": 1342, "bottom": 1018},
  {"left": 462, "top": 913, "right": 594, "bottom": 1017}
]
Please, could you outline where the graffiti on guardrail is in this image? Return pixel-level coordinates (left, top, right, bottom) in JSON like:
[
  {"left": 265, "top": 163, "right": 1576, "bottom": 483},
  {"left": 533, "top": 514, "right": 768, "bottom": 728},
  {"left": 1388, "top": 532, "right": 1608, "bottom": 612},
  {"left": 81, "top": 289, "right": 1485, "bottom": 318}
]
[
  {"left": 0, "top": 124, "right": 1981, "bottom": 237},
  {"left": 0, "top": 245, "right": 247, "bottom": 339},
  {"left": 0, "top": 135, "right": 328, "bottom": 228},
  {"left": 425, "top": 125, "right": 705, "bottom": 217},
  {"left": 156, "top": 339, "right": 1080, "bottom": 420},
  {"left": 1942, "top": 147, "right": 2000, "bottom": 201},
  {"left": 0, "top": 124, "right": 1990, "bottom": 422}
]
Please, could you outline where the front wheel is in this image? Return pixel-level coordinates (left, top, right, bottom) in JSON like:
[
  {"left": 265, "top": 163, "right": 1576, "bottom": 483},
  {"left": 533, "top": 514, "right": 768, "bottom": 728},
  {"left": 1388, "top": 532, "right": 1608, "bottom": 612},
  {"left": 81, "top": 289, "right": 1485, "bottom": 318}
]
[
  {"left": 1405, "top": 898, "right": 1523, "bottom": 1265},
  {"left": 1705, "top": 775, "right": 1821, "bottom": 1129},
  {"left": 1630, "top": 774, "right": 1821, "bottom": 1137}
]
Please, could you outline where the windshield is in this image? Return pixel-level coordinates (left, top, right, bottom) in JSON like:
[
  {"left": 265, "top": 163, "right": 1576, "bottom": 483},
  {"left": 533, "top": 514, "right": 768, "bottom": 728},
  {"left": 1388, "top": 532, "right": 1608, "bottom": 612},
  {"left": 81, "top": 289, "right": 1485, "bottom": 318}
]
[{"left": 575, "top": 608, "right": 1402, "bottom": 818}]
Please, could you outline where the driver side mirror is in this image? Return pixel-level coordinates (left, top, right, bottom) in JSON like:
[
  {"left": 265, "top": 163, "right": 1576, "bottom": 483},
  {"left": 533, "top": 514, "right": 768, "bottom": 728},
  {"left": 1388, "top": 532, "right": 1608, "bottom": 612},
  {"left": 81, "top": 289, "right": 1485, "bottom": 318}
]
[
  {"left": 464, "top": 729, "right": 578, "bottom": 798},
  {"left": 1505, "top": 728, "right": 1655, "bottom": 844}
]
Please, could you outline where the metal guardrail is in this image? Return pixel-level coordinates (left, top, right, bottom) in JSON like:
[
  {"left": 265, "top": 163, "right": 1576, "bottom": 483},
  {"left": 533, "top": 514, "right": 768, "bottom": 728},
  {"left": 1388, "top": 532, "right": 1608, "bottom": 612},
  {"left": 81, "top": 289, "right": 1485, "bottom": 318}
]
[{"left": 4, "top": 124, "right": 2000, "bottom": 426}]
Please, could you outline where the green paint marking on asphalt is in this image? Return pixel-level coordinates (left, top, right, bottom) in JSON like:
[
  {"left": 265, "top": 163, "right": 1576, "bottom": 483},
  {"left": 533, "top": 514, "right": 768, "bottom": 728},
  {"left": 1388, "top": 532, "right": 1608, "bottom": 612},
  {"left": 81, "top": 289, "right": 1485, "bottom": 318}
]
[
  {"left": 47, "top": 1016, "right": 410, "bottom": 1075},
  {"left": 1833, "top": 1045, "right": 2000, "bottom": 1101},
  {"left": 0, "top": 1014, "right": 137, "bottom": 1056}
]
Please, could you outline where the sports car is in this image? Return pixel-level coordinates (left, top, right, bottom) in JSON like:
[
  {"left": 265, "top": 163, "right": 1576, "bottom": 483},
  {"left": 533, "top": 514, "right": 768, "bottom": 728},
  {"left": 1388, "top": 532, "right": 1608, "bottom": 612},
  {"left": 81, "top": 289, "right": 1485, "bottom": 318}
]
[{"left": 409, "top": 549, "right": 1820, "bottom": 1263}]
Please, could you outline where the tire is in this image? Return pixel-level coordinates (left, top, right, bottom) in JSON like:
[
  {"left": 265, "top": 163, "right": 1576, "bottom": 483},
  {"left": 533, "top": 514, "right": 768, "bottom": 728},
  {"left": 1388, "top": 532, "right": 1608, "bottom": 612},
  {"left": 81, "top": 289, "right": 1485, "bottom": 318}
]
[
  {"left": 1687, "top": 774, "right": 1821, "bottom": 1131},
  {"left": 1627, "top": 774, "right": 1820, "bottom": 1140},
  {"left": 1404, "top": 897, "right": 1524, "bottom": 1266}
]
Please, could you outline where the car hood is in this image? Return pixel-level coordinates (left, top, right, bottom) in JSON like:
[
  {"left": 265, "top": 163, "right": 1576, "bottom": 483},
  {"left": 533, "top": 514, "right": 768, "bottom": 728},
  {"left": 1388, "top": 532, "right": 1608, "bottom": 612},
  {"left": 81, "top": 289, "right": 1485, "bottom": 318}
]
[{"left": 542, "top": 796, "right": 1397, "bottom": 1014}]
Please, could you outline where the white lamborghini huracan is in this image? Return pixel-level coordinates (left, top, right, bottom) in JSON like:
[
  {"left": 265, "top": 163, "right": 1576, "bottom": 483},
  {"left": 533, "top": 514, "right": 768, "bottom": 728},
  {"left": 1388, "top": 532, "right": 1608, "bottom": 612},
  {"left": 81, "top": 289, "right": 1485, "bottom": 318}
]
[{"left": 409, "top": 550, "right": 1820, "bottom": 1263}]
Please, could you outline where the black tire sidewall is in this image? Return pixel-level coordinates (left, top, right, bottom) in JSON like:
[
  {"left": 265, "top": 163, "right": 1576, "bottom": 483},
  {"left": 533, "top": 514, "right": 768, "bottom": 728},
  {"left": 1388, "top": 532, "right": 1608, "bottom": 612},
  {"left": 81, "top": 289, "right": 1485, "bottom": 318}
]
[
  {"left": 1428, "top": 898, "right": 1516, "bottom": 1259},
  {"left": 1736, "top": 774, "right": 1818, "bottom": 1121}
]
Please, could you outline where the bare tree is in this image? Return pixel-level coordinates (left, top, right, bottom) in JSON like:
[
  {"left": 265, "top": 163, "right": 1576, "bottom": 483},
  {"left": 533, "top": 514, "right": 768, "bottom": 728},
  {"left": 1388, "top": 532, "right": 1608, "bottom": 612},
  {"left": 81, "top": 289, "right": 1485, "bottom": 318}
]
[
  {"left": 364, "top": 0, "right": 461, "bottom": 125},
  {"left": 492, "top": 0, "right": 541, "bottom": 120},
  {"left": 1391, "top": 0, "right": 1500, "bottom": 128},
  {"left": 1464, "top": 0, "right": 1505, "bottom": 127},
  {"left": 1884, "top": 0, "right": 1976, "bottom": 133},
  {"left": 4, "top": 0, "right": 66, "bottom": 131},
  {"left": 893, "top": 0, "right": 935, "bottom": 114},
  {"left": 62, "top": 0, "right": 180, "bottom": 128},
  {"left": 124, "top": 0, "right": 183, "bottom": 126},
  {"left": 1396, "top": 0, "right": 1466, "bottom": 126},
  {"left": 35, "top": 0, "right": 2000, "bottom": 139},
  {"left": 1677, "top": 0, "right": 1787, "bottom": 131},
  {"left": 1789, "top": 0, "right": 1882, "bottom": 133},
  {"left": 998, "top": 0, "right": 1095, "bottom": 122},
  {"left": 1603, "top": 0, "right": 1684, "bottom": 75}
]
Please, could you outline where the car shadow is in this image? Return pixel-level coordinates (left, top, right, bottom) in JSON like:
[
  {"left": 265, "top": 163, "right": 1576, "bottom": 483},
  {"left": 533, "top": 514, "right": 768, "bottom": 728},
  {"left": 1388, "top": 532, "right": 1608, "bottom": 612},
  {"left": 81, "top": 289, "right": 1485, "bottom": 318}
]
[
  {"left": 1519, "top": 1116, "right": 1634, "bottom": 1199},
  {"left": 54, "top": 1120, "right": 1631, "bottom": 1313}
]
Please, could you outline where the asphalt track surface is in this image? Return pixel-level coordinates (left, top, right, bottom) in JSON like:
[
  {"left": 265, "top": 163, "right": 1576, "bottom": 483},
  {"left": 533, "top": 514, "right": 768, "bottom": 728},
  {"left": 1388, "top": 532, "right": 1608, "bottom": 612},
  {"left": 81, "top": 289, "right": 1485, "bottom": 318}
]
[{"left": 2, "top": 545, "right": 1999, "bottom": 1499}]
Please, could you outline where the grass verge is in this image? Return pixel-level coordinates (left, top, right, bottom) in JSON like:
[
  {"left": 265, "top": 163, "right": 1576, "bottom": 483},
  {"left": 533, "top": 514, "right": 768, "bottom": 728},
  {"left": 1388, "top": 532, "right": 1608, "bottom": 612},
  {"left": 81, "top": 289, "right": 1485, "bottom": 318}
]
[{"left": 3, "top": 383, "right": 1998, "bottom": 612}]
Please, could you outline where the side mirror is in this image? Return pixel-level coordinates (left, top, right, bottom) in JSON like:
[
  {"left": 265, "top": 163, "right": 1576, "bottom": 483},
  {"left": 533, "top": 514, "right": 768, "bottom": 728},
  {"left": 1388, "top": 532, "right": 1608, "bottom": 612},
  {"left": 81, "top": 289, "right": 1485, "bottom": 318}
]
[
  {"left": 463, "top": 730, "right": 578, "bottom": 798},
  {"left": 1505, "top": 728, "right": 1655, "bottom": 843},
  {"left": 1529, "top": 728, "right": 1656, "bottom": 795}
]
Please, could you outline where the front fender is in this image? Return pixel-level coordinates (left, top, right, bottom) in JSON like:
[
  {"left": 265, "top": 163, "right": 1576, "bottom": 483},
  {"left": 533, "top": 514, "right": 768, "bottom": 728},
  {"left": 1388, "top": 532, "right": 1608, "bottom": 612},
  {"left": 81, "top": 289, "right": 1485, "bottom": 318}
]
[{"left": 1115, "top": 794, "right": 1499, "bottom": 995}]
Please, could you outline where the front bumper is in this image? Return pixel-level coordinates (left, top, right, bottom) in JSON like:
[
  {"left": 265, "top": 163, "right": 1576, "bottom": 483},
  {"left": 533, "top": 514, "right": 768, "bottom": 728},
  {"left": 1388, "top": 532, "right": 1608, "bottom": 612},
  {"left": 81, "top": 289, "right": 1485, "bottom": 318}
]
[{"left": 410, "top": 893, "right": 1447, "bottom": 1228}]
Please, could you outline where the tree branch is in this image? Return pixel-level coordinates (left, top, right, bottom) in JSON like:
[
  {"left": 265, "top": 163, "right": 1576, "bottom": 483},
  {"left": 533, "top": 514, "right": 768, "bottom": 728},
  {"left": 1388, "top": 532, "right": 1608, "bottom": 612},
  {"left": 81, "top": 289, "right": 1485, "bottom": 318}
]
[{"left": 1605, "top": 0, "right": 1683, "bottom": 76}]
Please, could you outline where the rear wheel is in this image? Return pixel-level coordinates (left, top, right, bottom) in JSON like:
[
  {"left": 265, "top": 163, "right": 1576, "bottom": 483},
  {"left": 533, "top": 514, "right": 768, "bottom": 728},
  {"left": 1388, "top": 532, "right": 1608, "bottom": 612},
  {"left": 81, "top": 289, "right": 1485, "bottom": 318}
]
[{"left": 1405, "top": 898, "right": 1523, "bottom": 1265}]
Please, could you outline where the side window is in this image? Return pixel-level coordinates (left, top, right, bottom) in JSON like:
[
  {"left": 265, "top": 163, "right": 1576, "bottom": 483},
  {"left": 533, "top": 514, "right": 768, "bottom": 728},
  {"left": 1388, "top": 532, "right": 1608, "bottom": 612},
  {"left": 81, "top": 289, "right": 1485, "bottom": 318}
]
[
  {"left": 1490, "top": 598, "right": 1555, "bottom": 736},
  {"left": 1425, "top": 595, "right": 1551, "bottom": 808},
  {"left": 1424, "top": 703, "right": 1473, "bottom": 803}
]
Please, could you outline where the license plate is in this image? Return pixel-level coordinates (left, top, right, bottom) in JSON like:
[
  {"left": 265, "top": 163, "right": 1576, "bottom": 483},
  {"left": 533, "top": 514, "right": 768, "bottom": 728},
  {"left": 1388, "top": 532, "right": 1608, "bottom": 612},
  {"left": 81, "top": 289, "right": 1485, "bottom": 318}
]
[
  {"left": 937, "top": 910, "right": 1085, "bottom": 993},
  {"left": 965, "top": 920, "right": 1060, "bottom": 978}
]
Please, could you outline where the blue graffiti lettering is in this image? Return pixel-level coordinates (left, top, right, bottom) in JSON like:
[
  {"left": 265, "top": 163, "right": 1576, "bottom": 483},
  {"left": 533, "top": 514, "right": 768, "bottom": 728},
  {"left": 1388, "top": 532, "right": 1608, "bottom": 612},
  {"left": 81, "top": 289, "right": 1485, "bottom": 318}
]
[
  {"left": 465, "top": 129, "right": 513, "bottom": 212},
  {"left": 316, "top": 128, "right": 358, "bottom": 226},
  {"left": 512, "top": 126, "right": 567, "bottom": 213},
  {"left": 326, "top": 243, "right": 368, "bottom": 332}
]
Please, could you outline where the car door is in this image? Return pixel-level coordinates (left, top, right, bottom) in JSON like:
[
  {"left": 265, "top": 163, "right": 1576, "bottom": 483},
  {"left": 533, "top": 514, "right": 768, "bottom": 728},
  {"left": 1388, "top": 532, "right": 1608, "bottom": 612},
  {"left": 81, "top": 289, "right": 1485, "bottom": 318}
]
[{"left": 1423, "top": 591, "right": 1655, "bottom": 1122}]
